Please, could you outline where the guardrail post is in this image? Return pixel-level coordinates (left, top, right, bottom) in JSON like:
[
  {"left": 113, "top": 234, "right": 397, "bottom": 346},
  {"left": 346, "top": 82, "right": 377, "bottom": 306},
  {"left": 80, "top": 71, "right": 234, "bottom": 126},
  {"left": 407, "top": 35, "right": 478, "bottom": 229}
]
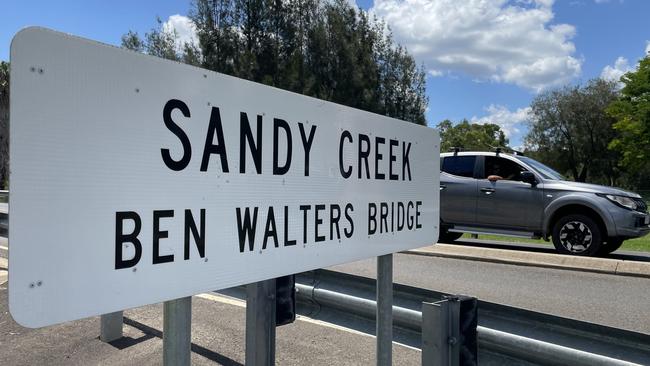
[
  {"left": 422, "top": 296, "right": 477, "bottom": 366},
  {"left": 163, "top": 297, "right": 192, "bottom": 366},
  {"left": 246, "top": 279, "right": 276, "bottom": 366},
  {"left": 100, "top": 311, "right": 123, "bottom": 342},
  {"left": 422, "top": 299, "right": 454, "bottom": 366},
  {"left": 377, "top": 254, "right": 393, "bottom": 366}
]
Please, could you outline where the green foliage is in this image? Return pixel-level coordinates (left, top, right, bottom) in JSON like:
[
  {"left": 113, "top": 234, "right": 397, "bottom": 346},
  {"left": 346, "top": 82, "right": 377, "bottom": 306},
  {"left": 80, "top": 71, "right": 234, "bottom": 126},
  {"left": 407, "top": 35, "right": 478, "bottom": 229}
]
[
  {"left": 0, "top": 61, "right": 8, "bottom": 189},
  {"left": 121, "top": 31, "right": 144, "bottom": 53},
  {"left": 121, "top": 18, "right": 201, "bottom": 66},
  {"left": 607, "top": 56, "right": 650, "bottom": 175},
  {"left": 436, "top": 119, "right": 508, "bottom": 152},
  {"left": 125, "top": 0, "right": 428, "bottom": 125},
  {"left": 525, "top": 79, "right": 619, "bottom": 183}
]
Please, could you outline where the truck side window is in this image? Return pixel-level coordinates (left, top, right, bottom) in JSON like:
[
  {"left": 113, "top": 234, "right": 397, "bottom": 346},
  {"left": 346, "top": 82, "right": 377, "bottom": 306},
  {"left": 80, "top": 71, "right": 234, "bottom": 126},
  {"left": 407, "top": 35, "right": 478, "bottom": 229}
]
[
  {"left": 483, "top": 156, "right": 526, "bottom": 181},
  {"left": 442, "top": 156, "right": 476, "bottom": 178}
]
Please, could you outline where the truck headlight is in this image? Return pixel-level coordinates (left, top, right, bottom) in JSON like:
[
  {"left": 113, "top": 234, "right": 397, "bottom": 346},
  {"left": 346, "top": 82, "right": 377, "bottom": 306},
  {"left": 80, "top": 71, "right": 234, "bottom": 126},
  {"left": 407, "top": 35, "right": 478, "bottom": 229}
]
[{"left": 598, "top": 194, "right": 638, "bottom": 210}]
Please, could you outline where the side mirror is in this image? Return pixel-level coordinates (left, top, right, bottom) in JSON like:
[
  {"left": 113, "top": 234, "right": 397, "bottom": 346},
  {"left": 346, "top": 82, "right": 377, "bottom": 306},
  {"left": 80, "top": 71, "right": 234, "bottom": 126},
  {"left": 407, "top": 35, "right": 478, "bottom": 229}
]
[{"left": 521, "top": 171, "right": 537, "bottom": 186}]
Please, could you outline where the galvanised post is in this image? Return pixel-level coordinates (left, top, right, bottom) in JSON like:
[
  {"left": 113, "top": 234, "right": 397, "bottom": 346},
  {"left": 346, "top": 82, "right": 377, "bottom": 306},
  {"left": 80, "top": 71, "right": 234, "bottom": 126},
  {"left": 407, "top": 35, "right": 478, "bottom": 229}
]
[
  {"left": 163, "top": 297, "right": 192, "bottom": 366},
  {"left": 245, "top": 279, "right": 277, "bottom": 366},
  {"left": 377, "top": 254, "right": 393, "bottom": 366},
  {"left": 99, "top": 311, "right": 123, "bottom": 343}
]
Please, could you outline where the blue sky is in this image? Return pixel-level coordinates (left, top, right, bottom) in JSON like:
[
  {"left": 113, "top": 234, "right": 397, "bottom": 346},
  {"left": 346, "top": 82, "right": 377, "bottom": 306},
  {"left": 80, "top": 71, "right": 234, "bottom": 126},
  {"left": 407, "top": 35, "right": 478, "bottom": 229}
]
[{"left": 2, "top": 0, "right": 650, "bottom": 148}]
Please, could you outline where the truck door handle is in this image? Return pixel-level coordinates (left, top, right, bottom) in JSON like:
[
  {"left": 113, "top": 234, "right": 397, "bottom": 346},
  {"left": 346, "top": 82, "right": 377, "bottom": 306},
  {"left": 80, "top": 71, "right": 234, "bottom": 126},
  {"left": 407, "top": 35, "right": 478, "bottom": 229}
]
[
  {"left": 440, "top": 184, "right": 447, "bottom": 191},
  {"left": 481, "top": 188, "right": 495, "bottom": 195}
]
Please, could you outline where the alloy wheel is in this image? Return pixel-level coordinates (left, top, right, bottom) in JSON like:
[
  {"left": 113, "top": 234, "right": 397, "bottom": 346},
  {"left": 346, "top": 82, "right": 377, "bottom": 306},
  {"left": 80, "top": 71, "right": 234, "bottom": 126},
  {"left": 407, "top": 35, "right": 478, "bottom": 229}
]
[{"left": 559, "top": 221, "right": 593, "bottom": 253}]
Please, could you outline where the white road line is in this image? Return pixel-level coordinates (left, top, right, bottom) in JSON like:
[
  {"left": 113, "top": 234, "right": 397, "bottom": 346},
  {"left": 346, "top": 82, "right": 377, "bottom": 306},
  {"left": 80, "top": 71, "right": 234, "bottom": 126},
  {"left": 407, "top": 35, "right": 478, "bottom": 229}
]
[{"left": 195, "top": 292, "right": 421, "bottom": 352}]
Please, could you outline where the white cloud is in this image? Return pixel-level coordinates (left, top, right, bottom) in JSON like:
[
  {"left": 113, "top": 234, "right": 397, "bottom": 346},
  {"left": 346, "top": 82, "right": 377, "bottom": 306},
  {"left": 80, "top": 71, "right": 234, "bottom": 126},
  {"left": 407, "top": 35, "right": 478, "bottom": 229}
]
[
  {"left": 600, "top": 56, "right": 632, "bottom": 84},
  {"left": 470, "top": 104, "right": 531, "bottom": 141},
  {"left": 646, "top": 41, "right": 650, "bottom": 55},
  {"left": 162, "top": 14, "right": 199, "bottom": 51},
  {"left": 370, "top": 0, "right": 582, "bottom": 92}
]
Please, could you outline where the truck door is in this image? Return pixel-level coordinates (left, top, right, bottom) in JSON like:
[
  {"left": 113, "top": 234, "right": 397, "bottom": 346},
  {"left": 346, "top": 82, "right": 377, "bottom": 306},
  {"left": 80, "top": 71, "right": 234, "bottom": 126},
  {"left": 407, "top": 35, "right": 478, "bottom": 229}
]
[
  {"left": 475, "top": 156, "right": 544, "bottom": 230},
  {"left": 440, "top": 155, "right": 478, "bottom": 225}
]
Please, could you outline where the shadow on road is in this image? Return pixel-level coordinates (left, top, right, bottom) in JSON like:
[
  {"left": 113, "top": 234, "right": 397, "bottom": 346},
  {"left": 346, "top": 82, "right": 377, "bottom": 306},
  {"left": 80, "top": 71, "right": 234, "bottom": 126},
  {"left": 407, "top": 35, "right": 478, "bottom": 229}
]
[{"left": 122, "top": 317, "right": 243, "bottom": 366}]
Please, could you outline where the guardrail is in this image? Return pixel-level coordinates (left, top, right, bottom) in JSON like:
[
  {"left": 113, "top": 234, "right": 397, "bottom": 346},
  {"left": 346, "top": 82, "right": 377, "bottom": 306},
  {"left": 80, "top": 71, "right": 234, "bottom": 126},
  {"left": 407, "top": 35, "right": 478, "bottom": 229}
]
[
  {"left": 289, "top": 269, "right": 650, "bottom": 365},
  {"left": 0, "top": 190, "right": 7, "bottom": 234}
]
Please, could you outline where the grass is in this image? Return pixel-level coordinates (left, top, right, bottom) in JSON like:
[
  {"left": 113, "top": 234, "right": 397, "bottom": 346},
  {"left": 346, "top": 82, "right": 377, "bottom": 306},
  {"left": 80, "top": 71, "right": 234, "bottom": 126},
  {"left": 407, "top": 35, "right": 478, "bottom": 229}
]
[{"left": 461, "top": 233, "right": 650, "bottom": 253}]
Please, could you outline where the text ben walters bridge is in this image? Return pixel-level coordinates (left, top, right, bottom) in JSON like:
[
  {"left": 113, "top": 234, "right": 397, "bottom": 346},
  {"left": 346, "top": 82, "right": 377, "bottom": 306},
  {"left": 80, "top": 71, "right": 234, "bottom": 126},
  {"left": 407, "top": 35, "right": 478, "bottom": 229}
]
[{"left": 115, "top": 98, "right": 424, "bottom": 269}]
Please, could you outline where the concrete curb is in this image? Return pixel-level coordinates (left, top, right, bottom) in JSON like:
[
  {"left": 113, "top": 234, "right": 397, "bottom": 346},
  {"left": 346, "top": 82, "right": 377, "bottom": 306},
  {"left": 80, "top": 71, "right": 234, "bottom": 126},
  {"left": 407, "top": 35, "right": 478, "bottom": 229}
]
[{"left": 406, "top": 244, "right": 650, "bottom": 279}]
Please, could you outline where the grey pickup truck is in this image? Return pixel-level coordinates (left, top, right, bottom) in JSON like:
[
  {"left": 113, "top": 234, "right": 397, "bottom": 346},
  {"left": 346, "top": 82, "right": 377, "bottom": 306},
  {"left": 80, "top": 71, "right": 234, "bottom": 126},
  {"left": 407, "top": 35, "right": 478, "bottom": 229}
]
[{"left": 439, "top": 150, "right": 650, "bottom": 256}]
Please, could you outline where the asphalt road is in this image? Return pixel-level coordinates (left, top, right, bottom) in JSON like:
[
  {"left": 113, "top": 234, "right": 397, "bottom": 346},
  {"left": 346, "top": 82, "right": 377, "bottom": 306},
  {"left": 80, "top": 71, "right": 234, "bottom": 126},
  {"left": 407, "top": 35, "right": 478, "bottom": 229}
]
[
  {"left": 0, "top": 285, "right": 421, "bottom": 366},
  {"left": 329, "top": 252, "right": 650, "bottom": 335}
]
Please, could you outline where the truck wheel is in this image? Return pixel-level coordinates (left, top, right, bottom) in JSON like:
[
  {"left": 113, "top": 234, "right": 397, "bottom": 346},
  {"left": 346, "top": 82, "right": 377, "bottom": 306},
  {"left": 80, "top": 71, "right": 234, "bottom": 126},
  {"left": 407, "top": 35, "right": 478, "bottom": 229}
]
[
  {"left": 438, "top": 231, "right": 463, "bottom": 243},
  {"left": 552, "top": 214, "right": 602, "bottom": 256},
  {"left": 598, "top": 238, "right": 624, "bottom": 255}
]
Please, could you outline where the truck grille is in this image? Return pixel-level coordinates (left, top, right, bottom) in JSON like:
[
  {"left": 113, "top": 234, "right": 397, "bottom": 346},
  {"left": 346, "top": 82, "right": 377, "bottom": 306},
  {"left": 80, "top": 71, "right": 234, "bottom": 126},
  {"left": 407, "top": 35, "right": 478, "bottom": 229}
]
[{"left": 634, "top": 198, "right": 648, "bottom": 213}]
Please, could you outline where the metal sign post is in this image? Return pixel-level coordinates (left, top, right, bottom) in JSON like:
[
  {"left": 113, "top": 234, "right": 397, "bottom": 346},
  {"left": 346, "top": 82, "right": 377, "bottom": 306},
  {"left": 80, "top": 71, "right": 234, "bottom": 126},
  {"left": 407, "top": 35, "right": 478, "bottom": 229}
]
[
  {"left": 99, "top": 311, "right": 123, "bottom": 342},
  {"left": 246, "top": 279, "right": 277, "bottom": 366},
  {"left": 163, "top": 297, "right": 192, "bottom": 366},
  {"left": 376, "top": 254, "right": 393, "bottom": 366}
]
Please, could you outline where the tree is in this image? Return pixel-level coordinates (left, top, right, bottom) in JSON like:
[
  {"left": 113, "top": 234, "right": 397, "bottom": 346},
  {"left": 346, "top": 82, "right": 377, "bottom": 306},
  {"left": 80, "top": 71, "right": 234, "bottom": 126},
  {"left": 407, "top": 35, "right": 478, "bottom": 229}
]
[
  {"left": 190, "top": 0, "right": 240, "bottom": 75},
  {"left": 0, "top": 61, "right": 8, "bottom": 189},
  {"left": 127, "top": 0, "right": 429, "bottom": 125},
  {"left": 607, "top": 55, "right": 650, "bottom": 176},
  {"left": 525, "top": 79, "right": 619, "bottom": 183},
  {"left": 437, "top": 119, "right": 508, "bottom": 152},
  {"left": 122, "top": 18, "right": 201, "bottom": 66},
  {"left": 121, "top": 31, "right": 144, "bottom": 52}
]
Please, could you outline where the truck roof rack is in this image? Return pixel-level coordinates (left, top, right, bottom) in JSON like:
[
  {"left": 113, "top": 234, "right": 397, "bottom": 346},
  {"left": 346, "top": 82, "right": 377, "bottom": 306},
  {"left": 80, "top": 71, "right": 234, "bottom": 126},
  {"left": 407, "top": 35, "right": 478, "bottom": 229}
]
[
  {"left": 449, "top": 147, "right": 462, "bottom": 155},
  {"left": 491, "top": 146, "right": 524, "bottom": 156}
]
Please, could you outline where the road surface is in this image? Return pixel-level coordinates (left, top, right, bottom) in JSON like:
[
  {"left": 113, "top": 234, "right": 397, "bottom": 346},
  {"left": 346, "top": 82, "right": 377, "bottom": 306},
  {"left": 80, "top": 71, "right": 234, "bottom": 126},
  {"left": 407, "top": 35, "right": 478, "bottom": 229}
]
[{"left": 330, "top": 252, "right": 650, "bottom": 334}]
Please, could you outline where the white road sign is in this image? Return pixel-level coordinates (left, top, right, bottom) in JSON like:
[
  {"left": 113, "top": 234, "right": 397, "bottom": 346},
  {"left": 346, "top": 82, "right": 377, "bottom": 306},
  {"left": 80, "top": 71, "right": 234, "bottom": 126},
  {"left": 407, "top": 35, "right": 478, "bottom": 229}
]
[{"left": 9, "top": 27, "right": 439, "bottom": 327}]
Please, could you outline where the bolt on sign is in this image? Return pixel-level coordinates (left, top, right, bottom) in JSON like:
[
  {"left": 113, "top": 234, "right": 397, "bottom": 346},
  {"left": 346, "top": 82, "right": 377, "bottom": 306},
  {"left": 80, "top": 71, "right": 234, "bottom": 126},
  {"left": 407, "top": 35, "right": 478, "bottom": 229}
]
[{"left": 9, "top": 27, "right": 440, "bottom": 327}]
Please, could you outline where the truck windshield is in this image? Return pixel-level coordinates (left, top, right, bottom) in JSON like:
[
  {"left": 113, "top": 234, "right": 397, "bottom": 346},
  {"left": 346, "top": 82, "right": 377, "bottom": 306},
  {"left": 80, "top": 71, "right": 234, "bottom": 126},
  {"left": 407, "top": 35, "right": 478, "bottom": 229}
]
[{"left": 518, "top": 157, "right": 566, "bottom": 180}]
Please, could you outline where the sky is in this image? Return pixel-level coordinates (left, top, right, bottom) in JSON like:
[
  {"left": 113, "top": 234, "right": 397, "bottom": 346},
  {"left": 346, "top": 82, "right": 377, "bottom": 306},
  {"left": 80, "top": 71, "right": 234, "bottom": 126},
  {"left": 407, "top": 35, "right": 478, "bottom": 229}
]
[{"left": 2, "top": 0, "right": 650, "bottom": 148}]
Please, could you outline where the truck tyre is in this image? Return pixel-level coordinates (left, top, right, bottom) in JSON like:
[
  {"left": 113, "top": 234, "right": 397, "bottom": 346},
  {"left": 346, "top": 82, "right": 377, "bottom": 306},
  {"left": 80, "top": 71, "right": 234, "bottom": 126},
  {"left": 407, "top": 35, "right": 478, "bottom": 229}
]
[
  {"left": 552, "top": 214, "right": 603, "bottom": 256},
  {"left": 438, "top": 230, "right": 463, "bottom": 243},
  {"left": 598, "top": 238, "right": 624, "bottom": 256}
]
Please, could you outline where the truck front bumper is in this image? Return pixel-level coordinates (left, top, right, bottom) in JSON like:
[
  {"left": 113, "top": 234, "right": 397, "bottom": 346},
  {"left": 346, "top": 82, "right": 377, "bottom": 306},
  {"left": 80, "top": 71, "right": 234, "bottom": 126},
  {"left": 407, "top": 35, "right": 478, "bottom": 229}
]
[{"left": 613, "top": 209, "right": 650, "bottom": 238}]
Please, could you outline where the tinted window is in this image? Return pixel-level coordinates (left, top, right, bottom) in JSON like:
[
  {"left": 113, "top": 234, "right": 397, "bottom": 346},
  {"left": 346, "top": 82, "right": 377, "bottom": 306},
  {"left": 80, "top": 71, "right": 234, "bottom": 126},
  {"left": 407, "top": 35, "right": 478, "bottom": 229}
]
[
  {"left": 483, "top": 156, "right": 527, "bottom": 181},
  {"left": 518, "top": 156, "right": 565, "bottom": 180},
  {"left": 442, "top": 156, "right": 476, "bottom": 178}
]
